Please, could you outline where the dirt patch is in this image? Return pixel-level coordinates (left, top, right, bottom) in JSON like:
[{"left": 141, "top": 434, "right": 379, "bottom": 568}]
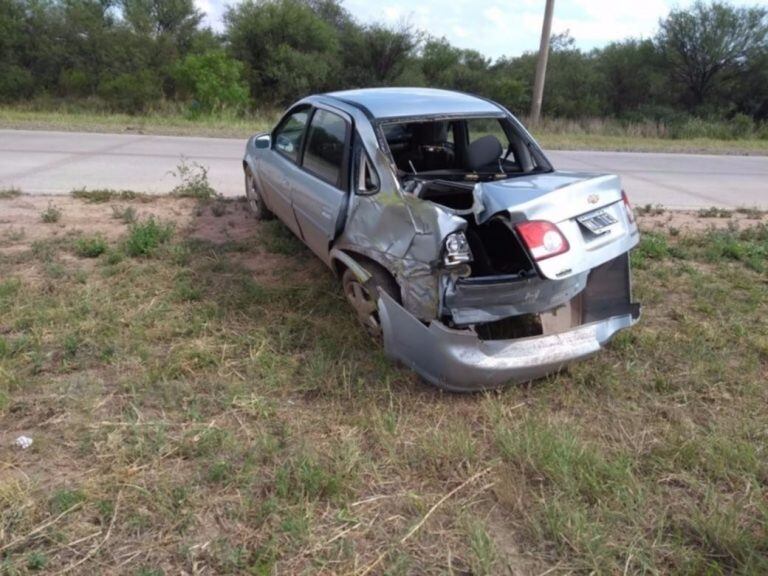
[
  {"left": 0, "top": 194, "right": 196, "bottom": 250},
  {"left": 189, "top": 198, "right": 256, "bottom": 245},
  {"left": 190, "top": 198, "right": 327, "bottom": 283},
  {"left": 638, "top": 209, "right": 767, "bottom": 233}
]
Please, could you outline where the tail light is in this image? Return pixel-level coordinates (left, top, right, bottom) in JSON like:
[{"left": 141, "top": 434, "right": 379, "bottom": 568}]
[
  {"left": 515, "top": 220, "right": 570, "bottom": 261},
  {"left": 622, "top": 190, "right": 635, "bottom": 224}
]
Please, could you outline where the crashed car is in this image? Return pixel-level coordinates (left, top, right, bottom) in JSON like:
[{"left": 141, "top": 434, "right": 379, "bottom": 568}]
[{"left": 242, "top": 88, "right": 640, "bottom": 391}]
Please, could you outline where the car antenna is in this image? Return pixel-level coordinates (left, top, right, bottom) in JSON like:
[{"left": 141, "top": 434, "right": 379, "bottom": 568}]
[{"left": 408, "top": 160, "right": 418, "bottom": 175}]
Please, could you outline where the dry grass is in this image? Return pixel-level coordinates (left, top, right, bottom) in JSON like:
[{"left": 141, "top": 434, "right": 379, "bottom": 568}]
[
  {"left": 1, "top": 195, "right": 767, "bottom": 574},
  {"left": 2, "top": 106, "right": 767, "bottom": 155}
]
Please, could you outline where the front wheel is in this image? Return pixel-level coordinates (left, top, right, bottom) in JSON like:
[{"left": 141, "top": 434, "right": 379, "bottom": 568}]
[
  {"left": 342, "top": 262, "right": 400, "bottom": 340},
  {"left": 244, "top": 167, "right": 274, "bottom": 220}
]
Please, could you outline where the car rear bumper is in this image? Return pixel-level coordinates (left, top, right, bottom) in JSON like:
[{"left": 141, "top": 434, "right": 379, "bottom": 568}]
[
  {"left": 380, "top": 252, "right": 639, "bottom": 392},
  {"left": 379, "top": 292, "right": 639, "bottom": 392}
]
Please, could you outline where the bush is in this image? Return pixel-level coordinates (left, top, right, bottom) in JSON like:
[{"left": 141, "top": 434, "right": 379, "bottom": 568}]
[
  {"left": 75, "top": 235, "right": 107, "bottom": 258},
  {"left": 98, "top": 71, "right": 162, "bottom": 114},
  {"left": 40, "top": 202, "right": 61, "bottom": 223},
  {"left": 171, "top": 158, "right": 216, "bottom": 199},
  {"left": 0, "top": 64, "right": 34, "bottom": 101},
  {"left": 59, "top": 69, "right": 92, "bottom": 97},
  {"left": 125, "top": 218, "right": 174, "bottom": 257},
  {"left": 173, "top": 50, "right": 249, "bottom": 115}
]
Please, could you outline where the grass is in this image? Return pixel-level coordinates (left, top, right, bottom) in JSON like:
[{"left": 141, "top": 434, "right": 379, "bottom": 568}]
[
  {"left": 0, "top": 105, "right": 276, "bottom": 138},
  {"left": 74, "top": 235, "right": 107, "bottom": 258},
  {"left": 0, "top": 187, "right": 22, "bottom": 199},
  {"left": 111, "top": 205, "right": 137, "bottom": 223},
  {"left": 0, "top": 196, "right": 767, "bottom": 573},
  {"left": 124, "top": 217, "right": 174, "bottom": 256},
  {"left": 2, "top": 105, "right": 767, "bottom": 155},
  {"left": 39, "top": 202, "right": 61, "bottom": 223},
  {"left": 71, "top": 187, "right": 152, "bottom": 203},
  {"left": 170, "top": 158, "right": 217, "bottom": 199}
]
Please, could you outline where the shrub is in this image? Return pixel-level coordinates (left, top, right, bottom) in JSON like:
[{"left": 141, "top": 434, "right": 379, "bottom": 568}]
[
  {"left": 111, "top": 205, "right": 137, "bottom": 223},
  {"left": 0, "top": 64, "right": 34, "bottom": 101},
  {"left": 75, "top": 235, "right": 107, "bottom": 258},
  {"left": 40, "top": 202, "right": 61, "bottom": 223},
  {"left": 173, "top": 50, "right": 249, "bottom": 115},
  {"left": 58, "top": 68, "right": 92, "bottom": 97},
  {"left": 125, "top": 218, "right": 174, "bottom": 257},
  {"left": 171, "top": 158, "right": 216, "bottom": 199},
  {"left": 98, "top": 71, "right": 162, "bottom": 114}
]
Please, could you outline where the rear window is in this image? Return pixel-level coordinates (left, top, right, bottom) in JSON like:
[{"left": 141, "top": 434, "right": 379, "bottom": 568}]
[
  {"left": 302, "top": 109, "right": 347, "bottom": 187},
  {"left": 465, "top": 118, "right": 509, "bottom": 153}
]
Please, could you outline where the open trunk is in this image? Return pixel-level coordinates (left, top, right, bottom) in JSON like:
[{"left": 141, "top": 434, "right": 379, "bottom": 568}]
[{"left": 407, "top": 170, "right": 640, "bottom": 332}]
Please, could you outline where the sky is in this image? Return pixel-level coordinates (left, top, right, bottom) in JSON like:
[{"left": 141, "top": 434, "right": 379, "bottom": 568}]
[{"left": 195, "top": 0, "right": 768, "bottom": 60}]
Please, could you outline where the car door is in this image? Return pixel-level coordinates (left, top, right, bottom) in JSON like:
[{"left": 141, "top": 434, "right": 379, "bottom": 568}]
[
  {"left": 258, "top": 106, "right": 309, "bottom": 237},
  {"left": 291, "top": 106, "right": 352, "bottom": 262}
]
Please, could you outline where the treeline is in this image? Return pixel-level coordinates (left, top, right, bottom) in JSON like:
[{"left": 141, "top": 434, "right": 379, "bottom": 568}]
[{"left": 1, "top": 0, "right": 767, "bottom": 129}]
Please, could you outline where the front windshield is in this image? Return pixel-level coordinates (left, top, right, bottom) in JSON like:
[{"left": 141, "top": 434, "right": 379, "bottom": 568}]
[{"left": 380, "top": 116, "right": 551, "bottom": 181}]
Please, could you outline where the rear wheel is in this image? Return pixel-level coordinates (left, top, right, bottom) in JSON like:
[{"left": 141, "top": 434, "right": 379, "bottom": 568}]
[
  {"left": 342, "top": 262, "right": 400, "bottom": 339},
  {"left": 244, "top": 167, "right": 273, "bottom": 220}
]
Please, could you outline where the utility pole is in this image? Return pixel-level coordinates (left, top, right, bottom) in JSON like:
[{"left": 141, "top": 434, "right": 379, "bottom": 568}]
[{"left": 530, "top": 0, "right": 555, "bottom": 125}]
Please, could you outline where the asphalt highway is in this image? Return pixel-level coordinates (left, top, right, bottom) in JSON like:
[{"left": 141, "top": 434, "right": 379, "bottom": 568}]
[{"left": 1, "top": 129, "right": 766, "bottom": 209}]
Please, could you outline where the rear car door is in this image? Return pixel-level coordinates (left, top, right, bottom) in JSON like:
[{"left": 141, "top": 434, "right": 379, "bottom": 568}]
[
  {"left": 291, "top": 107, "right": 352, "bottom": 262},
  {"left": 259, "top": 106, "right": 309, "bottom": 236}
]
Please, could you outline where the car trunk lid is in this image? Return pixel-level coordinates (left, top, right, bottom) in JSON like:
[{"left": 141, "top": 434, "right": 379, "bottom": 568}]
[{"left": 475, "top": 171, "right": 639, "bottom": 280}]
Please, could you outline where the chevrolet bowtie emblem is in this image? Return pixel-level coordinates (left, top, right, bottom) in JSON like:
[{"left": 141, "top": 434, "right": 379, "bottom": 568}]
[{"left": 587, "top": 194, "right": 600, "bottom": 204}]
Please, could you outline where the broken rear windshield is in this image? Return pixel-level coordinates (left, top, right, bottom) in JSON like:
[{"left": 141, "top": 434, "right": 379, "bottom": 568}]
[{"left": 381, "top": 117, "right": 549, "bottom": 178}]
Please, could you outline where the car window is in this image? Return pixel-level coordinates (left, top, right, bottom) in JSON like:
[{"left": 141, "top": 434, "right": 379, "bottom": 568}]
[
  {"left": 273, "top": 108, "right": 309, "bottom": 163},
  {"left": 302, "top": 109, "right": 348, "bottom": 187},
  {"left": 466, "top": 118, "right": 511, "bottom": 156},
  {"left": 357, "top": 152, "right": 379, "bottom": 194}
]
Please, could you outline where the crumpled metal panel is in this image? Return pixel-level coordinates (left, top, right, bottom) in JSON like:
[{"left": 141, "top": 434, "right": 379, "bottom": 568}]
[
  {"left": 334, "top": 182, "right": 467, "bottom": 320},
  {"left": 378, "top": 291, "right": 637, "bottom": 392},
  {"left": 443, "top": 271, "right": 589, "bottom": 325}
]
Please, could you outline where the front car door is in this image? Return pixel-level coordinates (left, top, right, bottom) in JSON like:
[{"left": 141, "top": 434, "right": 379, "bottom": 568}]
[
  {"left": 291, "top": 106, "right": 352, "bottom": 262},
  {"left": 259, "top": 106, "right": 309, "bottom": 236}
]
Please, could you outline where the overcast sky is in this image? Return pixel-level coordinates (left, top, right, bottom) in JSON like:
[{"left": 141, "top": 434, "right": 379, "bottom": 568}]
[{"left": 196, "top": 0, "right": 768, "bottom": 60}]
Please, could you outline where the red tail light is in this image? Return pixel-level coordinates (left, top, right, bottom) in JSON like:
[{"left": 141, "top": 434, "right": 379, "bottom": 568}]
[
  {"left": 515, "top": 220, "right": 570, "bottom": 261},
  {"left": 622, "top": 190, "right": 635, "bottom": 224}
]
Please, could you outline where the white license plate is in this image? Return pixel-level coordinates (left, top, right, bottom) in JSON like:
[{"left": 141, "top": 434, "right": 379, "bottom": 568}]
[{"left": 577, "top": 209, "right": 617, "bottom": 233}]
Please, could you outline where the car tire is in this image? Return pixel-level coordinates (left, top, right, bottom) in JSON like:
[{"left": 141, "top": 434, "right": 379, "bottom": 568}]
[
  {"left": 342, "top": 261, "right": 400, "bottom": 340},
  {"left": 244, "top": 167, "right": 274, "bottom": 220}
]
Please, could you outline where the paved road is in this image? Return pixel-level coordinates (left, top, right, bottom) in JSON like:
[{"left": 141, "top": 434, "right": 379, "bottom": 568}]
[{"left": 1, "top": 129, "right": 767, "bottom": 209}]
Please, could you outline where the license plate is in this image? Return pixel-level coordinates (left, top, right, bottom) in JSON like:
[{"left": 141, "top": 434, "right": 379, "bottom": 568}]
[{"left": 577, "top": 209, "right": 617, "bottom": 234}]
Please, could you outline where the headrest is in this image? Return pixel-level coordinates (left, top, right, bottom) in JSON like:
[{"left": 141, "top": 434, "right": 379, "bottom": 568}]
[{"left": 466, "top": 135, "right": 503, "bottom": 171}]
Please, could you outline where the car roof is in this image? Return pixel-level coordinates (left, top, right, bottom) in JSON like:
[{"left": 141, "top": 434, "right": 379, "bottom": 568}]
[{"left": 324, "top": 87, "right": 502, "bottom": 120}]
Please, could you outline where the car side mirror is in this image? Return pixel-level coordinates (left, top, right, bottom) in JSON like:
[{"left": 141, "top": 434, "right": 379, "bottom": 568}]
[{"left": 254, "top": 134, "right": 271, "bottom": 149}]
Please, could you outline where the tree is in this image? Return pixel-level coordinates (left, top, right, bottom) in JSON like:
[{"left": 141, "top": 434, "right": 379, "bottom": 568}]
[
  {"left": 595, "top": 39, "right": 668, "bottom": 117},
  {"left": 658, "top": 1, "right": 768, "bottom": 108},
  {"left": 0, "top": 0, "right": 34, "bottom": 100},
  {"left": 174, "top": 50, "right": 249, "bottom": 113},
  {"left": 353, "top": 24, "right": 419, "bottom": 86},
  {"left": 225, "top": 0, "right": 340, "bottom": 103},
  {"left": 421, "top": 37, "right": 492, "bottom": 94},
  {"left": 121, "top": 0, "right": 203, "bottom": 48}
]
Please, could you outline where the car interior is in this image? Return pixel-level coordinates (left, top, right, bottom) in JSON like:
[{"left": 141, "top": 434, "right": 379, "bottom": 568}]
[
  {"left": 381, "top": 118, "right": 542, "bottom": 281},
  {"left": 382, "top": 117, "right": 535, "bottom": 179}
]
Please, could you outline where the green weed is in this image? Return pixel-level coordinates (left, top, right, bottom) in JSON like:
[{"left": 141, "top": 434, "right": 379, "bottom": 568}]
[
  {"left": 71, "top": 188, "right": 148, "bottom": 203},
  {"left": 75, "top": 234, "right": 107, "bottom": 258},
  {"left": 40, "top": 202, "right": 61, "bottom": 223},
  {"left": 124, "top": 217, "right": 174, "bottom": 256},
  {"left": 170, "top": 157, "right": 216, "bottom": 199}
]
